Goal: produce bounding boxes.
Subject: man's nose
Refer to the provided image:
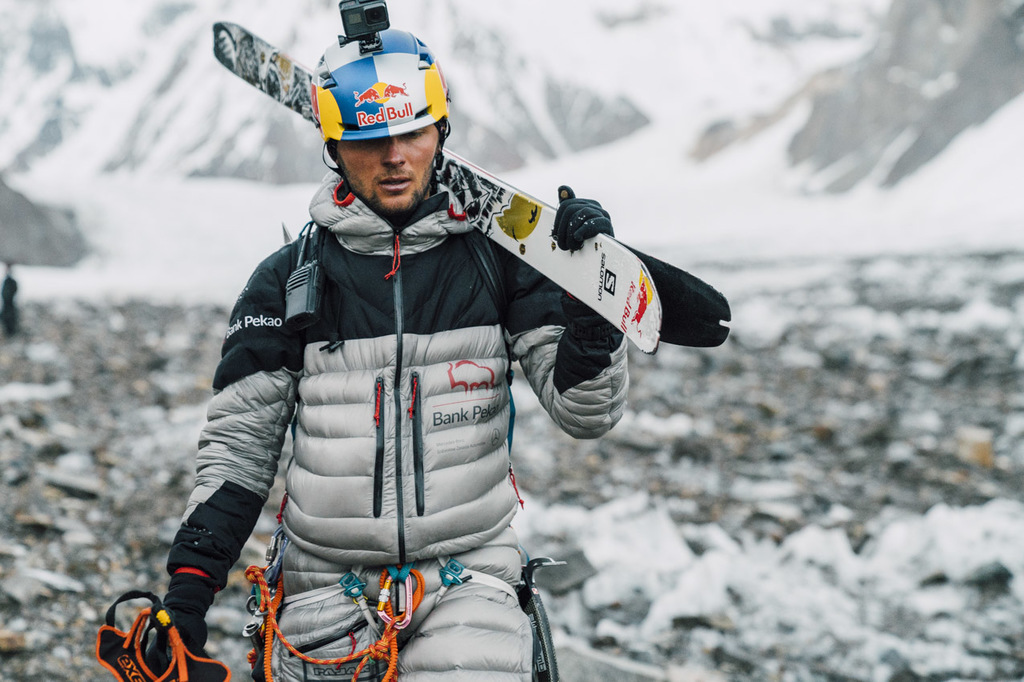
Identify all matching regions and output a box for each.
[381,138,405,165]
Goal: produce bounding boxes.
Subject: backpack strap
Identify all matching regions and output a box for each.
[462,229,518,454]
[463,229,507,325]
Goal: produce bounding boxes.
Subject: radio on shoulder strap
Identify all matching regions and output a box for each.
[285,221,327,330]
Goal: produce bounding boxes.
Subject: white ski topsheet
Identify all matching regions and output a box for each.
[442,151,662,353]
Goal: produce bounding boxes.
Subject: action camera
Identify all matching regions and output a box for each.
[339,0,390,46]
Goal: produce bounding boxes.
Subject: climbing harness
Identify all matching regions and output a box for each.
[241,541,566,682]
[96,590,231,682]
[244,561,424,682]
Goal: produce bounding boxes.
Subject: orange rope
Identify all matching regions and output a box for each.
[245,564,425,682]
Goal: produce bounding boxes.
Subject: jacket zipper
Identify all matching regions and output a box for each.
[409,372,425,516]
[392,260,407,563]
[294,620,370,655]
[373,377,384,518]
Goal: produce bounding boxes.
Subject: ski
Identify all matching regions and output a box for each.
[211,21,730,352]
[213,21,314,120]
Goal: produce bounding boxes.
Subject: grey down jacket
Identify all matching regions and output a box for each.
[166,174,629,596]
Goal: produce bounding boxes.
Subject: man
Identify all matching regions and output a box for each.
[1,263,18,337]
[159,28,628,681]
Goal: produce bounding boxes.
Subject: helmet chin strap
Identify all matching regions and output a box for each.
[431,118,451,194]
[323,140,341,173]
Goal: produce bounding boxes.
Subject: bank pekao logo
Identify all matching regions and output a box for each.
[225,314,284,340]
[447,360,496,393]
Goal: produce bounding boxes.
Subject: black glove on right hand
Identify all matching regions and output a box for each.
[552,185,614,252]
[145,571,217,671]
[163,571,216,651]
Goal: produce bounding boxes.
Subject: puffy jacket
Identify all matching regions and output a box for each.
[166,174,628,591]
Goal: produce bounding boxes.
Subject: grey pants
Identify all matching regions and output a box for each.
[270,554,532,680]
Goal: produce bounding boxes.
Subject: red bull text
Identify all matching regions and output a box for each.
[352,82,414,126]
[356,101,414,127]
[621,276,651,335]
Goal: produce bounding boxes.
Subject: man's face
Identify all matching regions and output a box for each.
[334,125,441,224]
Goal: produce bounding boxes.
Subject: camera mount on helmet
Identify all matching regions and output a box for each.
[339,0,390,54]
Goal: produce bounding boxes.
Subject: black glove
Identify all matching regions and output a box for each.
[145,572,217,670]
[561,292,621,341]
[552,185,614,252]
[553,292,624,394]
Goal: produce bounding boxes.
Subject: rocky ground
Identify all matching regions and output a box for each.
[0,250,1022,681]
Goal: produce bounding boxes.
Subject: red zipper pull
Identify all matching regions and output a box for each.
[408,376,418,420]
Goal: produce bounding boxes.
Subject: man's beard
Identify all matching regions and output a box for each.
[337,154,437,227]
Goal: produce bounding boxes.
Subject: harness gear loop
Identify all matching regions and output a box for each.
[340,571,381,637]
[434,557,474,604]
[244,563,424,682]
[438,558,468,587]
[339,571,367,599]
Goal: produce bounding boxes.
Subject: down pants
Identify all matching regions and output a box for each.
[270,529,532,681]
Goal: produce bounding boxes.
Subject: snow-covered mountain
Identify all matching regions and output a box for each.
[3,0,1024,302]
[1,0,885,182]
[787,0,1024,192]
[692,1,1024,195]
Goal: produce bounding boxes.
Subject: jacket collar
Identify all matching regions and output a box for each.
[308,173,472,256]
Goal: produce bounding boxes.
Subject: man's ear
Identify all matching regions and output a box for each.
[323,139,341,172]
[436,119,450,147]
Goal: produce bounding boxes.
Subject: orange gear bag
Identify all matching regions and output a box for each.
[96,590,231,682]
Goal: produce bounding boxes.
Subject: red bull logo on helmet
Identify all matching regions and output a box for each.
[353,82,409,106]
[353,81,414,126]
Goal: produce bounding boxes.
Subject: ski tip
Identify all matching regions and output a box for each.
[212,22,237,69]
[638,339,660,355]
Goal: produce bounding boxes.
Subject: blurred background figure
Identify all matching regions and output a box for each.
[1,262,18,337]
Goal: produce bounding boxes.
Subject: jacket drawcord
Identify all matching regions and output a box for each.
[509,465,525,509]
[385,233,401,280]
